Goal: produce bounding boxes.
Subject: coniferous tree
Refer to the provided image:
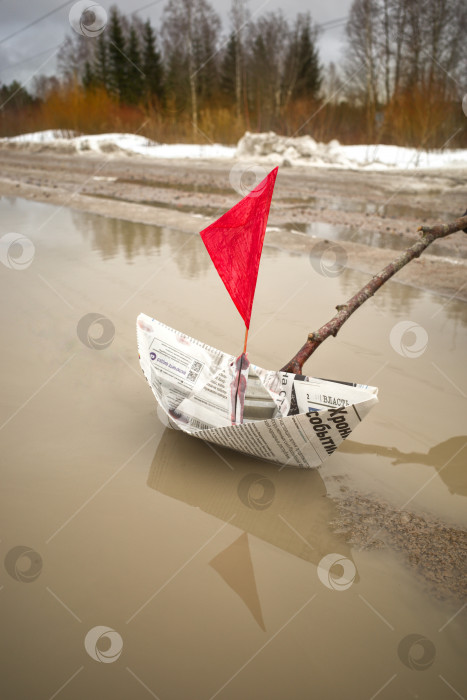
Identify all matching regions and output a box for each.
[125,26,144,103]
[293,15,321,99]
[220,33,237,100]
[0,81,35,109]
[93,34,109,89]
[283,14,321,107]
[142,19,164,103]
[107,7,127,100]
[82,61,96,90]
[163,48,189,116]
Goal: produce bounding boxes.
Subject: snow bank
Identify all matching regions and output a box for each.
[0,130,235,159]
[1,129,466,170]
[236,131,467,170]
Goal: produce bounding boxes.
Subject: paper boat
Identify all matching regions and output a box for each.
[137,314,378,469]
[137,166,378,467]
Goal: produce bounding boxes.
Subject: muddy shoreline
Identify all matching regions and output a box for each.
[1,148,466,301]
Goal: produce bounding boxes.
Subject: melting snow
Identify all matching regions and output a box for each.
[1,129,466,170]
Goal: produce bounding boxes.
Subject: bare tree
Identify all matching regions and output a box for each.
[162,0,221,136]
[320,62,344,103]
[230,0,250,120]
[344,0,381,138]
[389,0,407,95]
[31,75,60,100]
[342,0,466,147]
[57,34,94,84]
[387,0,465,98]
[246,11,290,128]
[380,0,391,103]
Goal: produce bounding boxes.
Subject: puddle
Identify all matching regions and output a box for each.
[284,220,466,258]
[287,220,416,252]
[303,194,455,222]
[0,196,465,700]
[85,190,218,219]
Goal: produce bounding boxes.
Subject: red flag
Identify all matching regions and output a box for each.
[200,167,278,329]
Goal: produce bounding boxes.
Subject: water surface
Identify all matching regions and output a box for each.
[0,197,465,700]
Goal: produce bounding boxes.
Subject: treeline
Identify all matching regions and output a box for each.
[343,0,467,145]
[58,1,321,135]
[0,0,466,147]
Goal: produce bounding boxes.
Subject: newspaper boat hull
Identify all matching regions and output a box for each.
[137,314,378,469]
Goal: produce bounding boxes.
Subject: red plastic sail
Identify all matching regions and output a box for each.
[200,167,278,329]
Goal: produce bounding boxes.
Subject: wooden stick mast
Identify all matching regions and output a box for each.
[243,326,249,355]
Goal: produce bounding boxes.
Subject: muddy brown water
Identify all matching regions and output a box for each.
[284,219,467,259]
[0,197,466,700]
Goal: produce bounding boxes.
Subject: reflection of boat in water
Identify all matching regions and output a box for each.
[148,429,360,628]
[147,429,357,569]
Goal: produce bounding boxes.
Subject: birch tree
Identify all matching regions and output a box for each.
[162,0,221,135]
[344,0,381,138]
[229,0,250,119]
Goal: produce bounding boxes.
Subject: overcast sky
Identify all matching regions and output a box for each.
[0,0,353,88]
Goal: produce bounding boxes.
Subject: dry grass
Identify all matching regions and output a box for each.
[1,83,465,148]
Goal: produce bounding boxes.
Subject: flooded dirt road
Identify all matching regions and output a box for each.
[1,148,466,301]
[0,196,466,700]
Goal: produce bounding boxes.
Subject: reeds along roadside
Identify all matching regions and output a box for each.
[1,82,466,148]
